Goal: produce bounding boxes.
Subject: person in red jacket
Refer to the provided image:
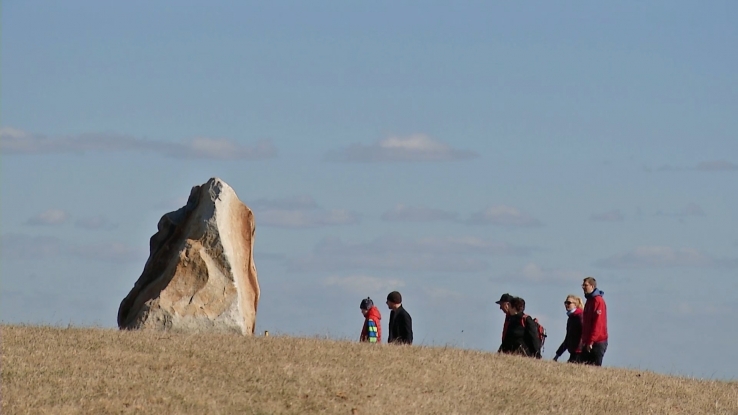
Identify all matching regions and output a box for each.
[580,277,608,366]
[359,297,382,343]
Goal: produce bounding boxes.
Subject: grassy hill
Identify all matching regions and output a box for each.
[2,325,736,414]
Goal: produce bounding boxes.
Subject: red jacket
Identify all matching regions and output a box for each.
[582,289,608,344]
[360,306,382,343]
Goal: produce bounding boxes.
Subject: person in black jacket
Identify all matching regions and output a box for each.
[386,291,413,344]
[499,297,541,357]
[495,293,515,352]
[554,295,584,363]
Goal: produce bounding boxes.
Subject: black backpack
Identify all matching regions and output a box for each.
[522,314,547,357]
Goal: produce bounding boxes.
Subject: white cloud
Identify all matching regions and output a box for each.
[590,210,625,222]
[654,160,738,172]
[0,234,64,259]
[325,134,479,162]
[511,263,586,283]
[170,137,277,160]
[289,251,487,273]
[313,235,532,257]
[25,209,70,226]
[250,196,319,211]
[409,236,533,256]
[68,242,146,263]
[286,235,531,273]
[258,209,359,228]
[323,275,405,294]
[695,160,738,172]
[682,203,705,216]
[595,246,717,269]
[673,301,736,316]
[466,205,541,227]
[155,196,190,210]
[655,203,706,218]
[0,233,145,263]
[250,196,359,228]
[75,216,117,230]
[381,204,458,222]
[655,164,682,172]
[0,127,277,160]
[422,286,463,300]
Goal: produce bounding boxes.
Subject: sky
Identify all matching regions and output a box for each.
[2,1,737,380]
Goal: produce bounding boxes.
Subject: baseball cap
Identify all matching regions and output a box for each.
[495,293,514,304]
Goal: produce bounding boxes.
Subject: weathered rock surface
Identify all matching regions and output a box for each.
[117,178,259,335]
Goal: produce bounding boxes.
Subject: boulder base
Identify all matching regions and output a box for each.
[117,178,259,335]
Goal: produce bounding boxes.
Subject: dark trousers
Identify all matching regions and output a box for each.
[568,352,582,363]
[581,341,608,366]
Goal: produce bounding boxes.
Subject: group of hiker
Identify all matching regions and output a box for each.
[495,276,609,366]
[358,277,608,366]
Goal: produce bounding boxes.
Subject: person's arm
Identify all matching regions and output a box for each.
[590,297,606,345]
[387,312,395,343]
[554,340,567,360]
[400,311,413,344]
[498,317,508,353]
[572,314,583,352]
[583,298,603,349]
[360,320,368,342]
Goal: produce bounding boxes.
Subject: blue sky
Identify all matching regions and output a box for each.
[2,1,737,379]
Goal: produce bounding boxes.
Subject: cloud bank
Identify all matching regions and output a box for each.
[322,275,406,294]
[250,196,319,211]
[466,205,541,227]
[258,210,360,228]
[250,196,360,228]
[594,246,737,269]
[286,235,532,273]
[325,134,478,162]
[0,233,145,263]
[590,210,625,222]
[25,209,70,226]
[506,263,586,283]
[0,127,277,160]
[655,203,705,218]
[74,216,118,230]
[654,160,738,172]
[381,204,458,222]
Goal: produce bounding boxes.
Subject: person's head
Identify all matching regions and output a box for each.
[386,291,402,310]
[495,293,514,314]
[360,297,374,316]
[564,294,584,311]
[508,297,525,315]
[582,277,597,295]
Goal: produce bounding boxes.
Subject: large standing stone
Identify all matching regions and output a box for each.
[117,178,259,335]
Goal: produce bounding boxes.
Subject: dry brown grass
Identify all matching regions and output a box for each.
[2,325,737,414]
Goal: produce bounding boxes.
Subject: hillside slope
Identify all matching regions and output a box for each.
[2,325,736,414]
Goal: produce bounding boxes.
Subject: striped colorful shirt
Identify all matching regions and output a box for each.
[360,306,382,343]
[366,319,378,343]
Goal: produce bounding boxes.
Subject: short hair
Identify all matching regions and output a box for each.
[583,277,597,288]
[510,297,525,313]
[387,291,402,304]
